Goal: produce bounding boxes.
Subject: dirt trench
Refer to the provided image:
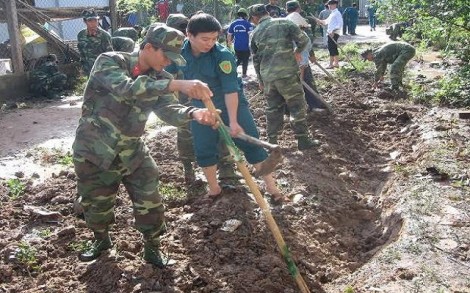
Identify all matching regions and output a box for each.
[0,66,427,292]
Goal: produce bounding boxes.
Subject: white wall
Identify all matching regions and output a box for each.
[35,0,109,8]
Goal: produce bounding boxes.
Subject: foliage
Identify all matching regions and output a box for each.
[6,178,26,199]
[377,0,470,57]
[117,0,154,14]
[72,75,88,96]
[16,242,40,272]
[435,65,470,107]
[38,228,52,238]
[68,240,92,252]
[159,183,186,201]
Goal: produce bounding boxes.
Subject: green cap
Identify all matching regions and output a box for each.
[248,4,267,18]
[237,8,248,16]
[81,9,100,20]
[286,0,300,10]
[144,24,186,66]
[166,14,189,33]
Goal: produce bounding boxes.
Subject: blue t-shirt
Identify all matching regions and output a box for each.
[227,19,253,51]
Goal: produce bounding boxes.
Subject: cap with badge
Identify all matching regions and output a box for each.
[286,0,300,10]
[248,4,268,18]
[144,24,186,66]
[81,9,100,21]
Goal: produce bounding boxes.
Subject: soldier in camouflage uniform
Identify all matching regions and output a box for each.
[249,4,318,150]
[113,27,140,42]
[361,41,416,91]
[30,54,67,99]
[77,9,113,76]
[111,36,135,52]
[73,24,218,267]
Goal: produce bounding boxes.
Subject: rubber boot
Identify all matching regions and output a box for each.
[297,137,320,150]
[143,241,168,269]
[183,160,195,185]
[79,232,112,262]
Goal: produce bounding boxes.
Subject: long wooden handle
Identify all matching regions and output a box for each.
[202,98,311,293]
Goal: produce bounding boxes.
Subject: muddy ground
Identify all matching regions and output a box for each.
[1,27,470,293]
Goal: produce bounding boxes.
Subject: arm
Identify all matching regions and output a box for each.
[92,54,213,101]
[224,92,243,136]
[290,23,309,53]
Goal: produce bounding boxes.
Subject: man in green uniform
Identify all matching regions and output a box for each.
[249,4,318,150]
[361,41,416,91]
[166,14,239,185]
[29,54,67,99]
[169,13,284,201]
[77,9,113,76]
[73,24,218,267]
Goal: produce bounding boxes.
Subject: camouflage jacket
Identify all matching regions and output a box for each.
[373,42,415,81]
[77,27,113,75]
[113,27,139,42]
[72,51,193,172]
[250,15,309,84]
[112,36,135,53]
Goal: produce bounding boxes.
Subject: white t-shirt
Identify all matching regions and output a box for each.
[285,12,310,28]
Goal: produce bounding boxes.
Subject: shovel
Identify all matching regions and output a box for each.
[223,125,283,177]
[203,98,311,293]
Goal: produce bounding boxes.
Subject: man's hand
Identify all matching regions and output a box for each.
[169,80,213,101]
[229,121,244,137]
[191,109,219,128]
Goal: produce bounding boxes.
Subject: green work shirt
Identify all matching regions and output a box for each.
[250,16,309,84]
[73,51,192,172]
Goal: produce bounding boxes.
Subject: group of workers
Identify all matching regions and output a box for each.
[35,2,417,269]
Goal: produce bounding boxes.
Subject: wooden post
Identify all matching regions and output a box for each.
[109,0,117,33]
[5,0,24,73]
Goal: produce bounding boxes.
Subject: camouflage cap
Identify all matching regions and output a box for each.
[144,24,186,66]
[248,4,268,18]
[82,9,100,20]
[166,14,189,33]
[286,0,300,10]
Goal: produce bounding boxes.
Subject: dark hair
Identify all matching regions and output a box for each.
[187,13,221,36]
[237,11,247,18]
[353,3,357,7]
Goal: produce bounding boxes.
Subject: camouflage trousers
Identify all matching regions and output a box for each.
[30,73,67,97]
[263,74,309,141]
[390,47,416,89]
[74,153,166,241]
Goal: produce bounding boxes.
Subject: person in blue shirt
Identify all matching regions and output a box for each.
[227,8,254,78]
[366,1,377,31]
[343,3,359,35]
[179,13,284,202]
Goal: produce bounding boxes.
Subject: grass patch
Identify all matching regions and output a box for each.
[159,183,186,201]
[16,242,40,273]
[38,227,52,239]
[68,240,92,252]
[34,147,73,166]
[6,178,26,199]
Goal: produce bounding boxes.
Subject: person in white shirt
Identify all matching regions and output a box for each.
[315,0,343,68]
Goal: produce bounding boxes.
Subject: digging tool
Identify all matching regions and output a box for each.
[313,60,356,96]
[223,125,283,177]
[300,79,333,113]
[203,99,311,293]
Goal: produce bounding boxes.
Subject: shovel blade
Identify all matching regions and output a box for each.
[254,148,283,177]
